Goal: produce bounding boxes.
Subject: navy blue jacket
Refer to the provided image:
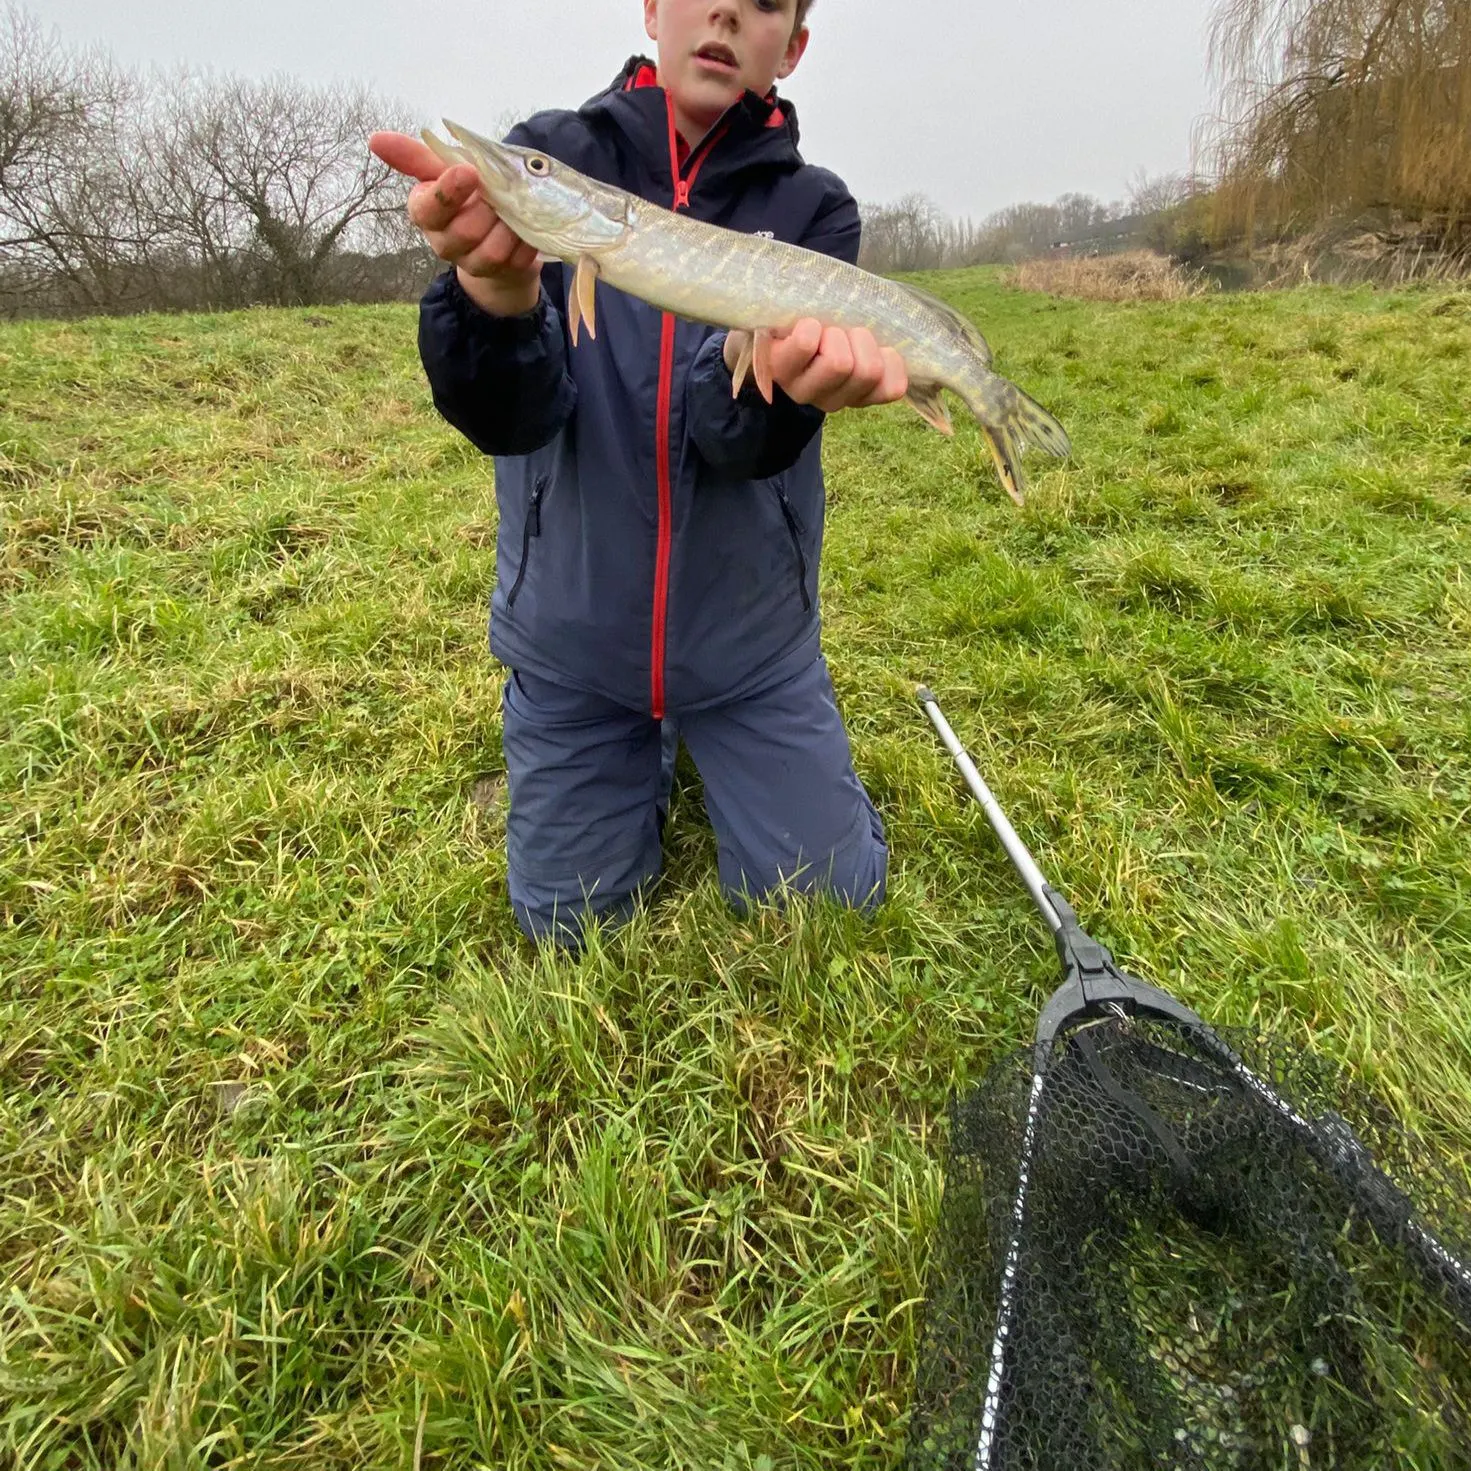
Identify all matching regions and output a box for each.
[418,58,861,717]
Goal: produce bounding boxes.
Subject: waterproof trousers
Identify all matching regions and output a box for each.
[500,654,887,945]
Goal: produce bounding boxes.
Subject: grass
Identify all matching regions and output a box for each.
[2,269,1470,1468]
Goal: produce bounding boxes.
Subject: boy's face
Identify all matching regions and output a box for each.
[644,0,809,139]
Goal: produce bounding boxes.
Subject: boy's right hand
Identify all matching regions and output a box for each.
[369,131,542,316]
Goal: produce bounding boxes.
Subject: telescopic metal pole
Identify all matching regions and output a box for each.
[916,687,1061,935]
[915,685,1060,1470]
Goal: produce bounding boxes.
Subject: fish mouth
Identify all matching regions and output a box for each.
[442,119,517,193]
[693,41,739,72]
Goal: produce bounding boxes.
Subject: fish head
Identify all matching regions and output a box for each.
[424,121,629,261]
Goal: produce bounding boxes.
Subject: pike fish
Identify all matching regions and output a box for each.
[422,119,1071,505]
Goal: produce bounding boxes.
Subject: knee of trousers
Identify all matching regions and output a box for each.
[720,797,888,915]
[506,837,659,948]
[509,886,641,949]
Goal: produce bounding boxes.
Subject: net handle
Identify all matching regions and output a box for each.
[916,687,1060,934]
[917,686,1207,1045]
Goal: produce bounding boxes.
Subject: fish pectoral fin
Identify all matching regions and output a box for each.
[568,255,600,346]
[905,382,954,436]
[729,331,754,398]
[752,328,775,405]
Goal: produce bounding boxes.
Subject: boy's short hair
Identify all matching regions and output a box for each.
[795,0,814,26]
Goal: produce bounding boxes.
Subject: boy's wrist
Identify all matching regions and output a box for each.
[455,266,541,318]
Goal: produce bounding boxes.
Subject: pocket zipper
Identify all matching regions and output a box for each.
[506,476,548,610]
[774,485,813,613]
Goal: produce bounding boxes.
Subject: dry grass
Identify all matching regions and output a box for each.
[1002,250,1216,303]
[1239,216,1471,288]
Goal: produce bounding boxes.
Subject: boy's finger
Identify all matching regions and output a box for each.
[871,347,909,404]
[843,327,885,394]
[790,328,854,401]
[817,325,856,383]
[435,205,508,263]
[408,168,484,232]
[781,355,844,407]
[369,131,450,183]
[831,355,906,410]
[458,219,537,275]
[833,348,907,410]
[767,318,823,380]
[509,240,541,273]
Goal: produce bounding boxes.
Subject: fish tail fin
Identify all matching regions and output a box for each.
[1007,381,1072,461]
[958,377,1071,507]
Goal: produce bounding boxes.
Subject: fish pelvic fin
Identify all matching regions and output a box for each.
[730,329,775,402]
[568,255,599,346]
[905,381,954,436]
[980,425,1027,507]
[959,377,1071,507]
[729,331,754,398]
[752,328,775,405]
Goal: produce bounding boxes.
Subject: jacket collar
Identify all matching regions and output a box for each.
[577,54,804,190]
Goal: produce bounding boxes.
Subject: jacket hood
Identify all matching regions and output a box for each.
[576,54,805,192]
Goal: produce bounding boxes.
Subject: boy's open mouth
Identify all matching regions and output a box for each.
[693,42,739,74]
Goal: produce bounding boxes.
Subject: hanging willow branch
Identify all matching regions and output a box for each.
[1199,0,1470,244]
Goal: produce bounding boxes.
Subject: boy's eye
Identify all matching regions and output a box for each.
[753,0,785,11]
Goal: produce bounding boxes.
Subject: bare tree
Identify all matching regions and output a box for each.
[1127,169,1196,216]
[857,188,1123,272]
[858,192,947,272]
[155,71,417,307]
[980,200,1064,259]
[1054,191,1112,238]
[2,4,429,315]
[0,4,156,313]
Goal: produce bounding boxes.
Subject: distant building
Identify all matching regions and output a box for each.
[1049,213,1155,256]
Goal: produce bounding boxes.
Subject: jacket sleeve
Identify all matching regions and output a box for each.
[684,185,863,480]
[416,118,577,457]
[418,266,577,456]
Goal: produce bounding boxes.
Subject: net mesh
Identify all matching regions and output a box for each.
[907,1015,1471,1471]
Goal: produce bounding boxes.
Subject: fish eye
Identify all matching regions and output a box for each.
[525,155,550,176]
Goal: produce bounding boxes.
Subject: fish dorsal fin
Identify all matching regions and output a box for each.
[898,282,993,368]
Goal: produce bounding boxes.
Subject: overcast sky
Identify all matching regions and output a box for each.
[38,0,1222,220]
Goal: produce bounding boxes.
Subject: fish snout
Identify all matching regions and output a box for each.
[442,121,519,192]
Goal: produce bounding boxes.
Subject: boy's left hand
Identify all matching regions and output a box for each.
[727,321,908,412]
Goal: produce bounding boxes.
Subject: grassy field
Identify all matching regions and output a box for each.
[2,269,1469,1469]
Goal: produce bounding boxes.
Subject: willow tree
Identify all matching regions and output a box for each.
[1203,0,1470,244]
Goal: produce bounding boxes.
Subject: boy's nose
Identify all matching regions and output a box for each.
[707,0,740,30]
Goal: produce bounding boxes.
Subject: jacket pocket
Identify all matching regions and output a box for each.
[772,482,813,613]
[505,475,549,611]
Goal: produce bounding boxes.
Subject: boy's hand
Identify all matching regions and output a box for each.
[368,131,541,316]
[725,321,908,412]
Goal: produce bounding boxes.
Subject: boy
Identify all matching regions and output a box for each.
[370,0,909,944]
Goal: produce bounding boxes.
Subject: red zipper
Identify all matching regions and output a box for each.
[650,99,727,720]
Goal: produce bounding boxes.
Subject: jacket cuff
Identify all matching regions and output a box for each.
[419,268,576,456]
[685,331,824,479]
[440,267,553,345]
